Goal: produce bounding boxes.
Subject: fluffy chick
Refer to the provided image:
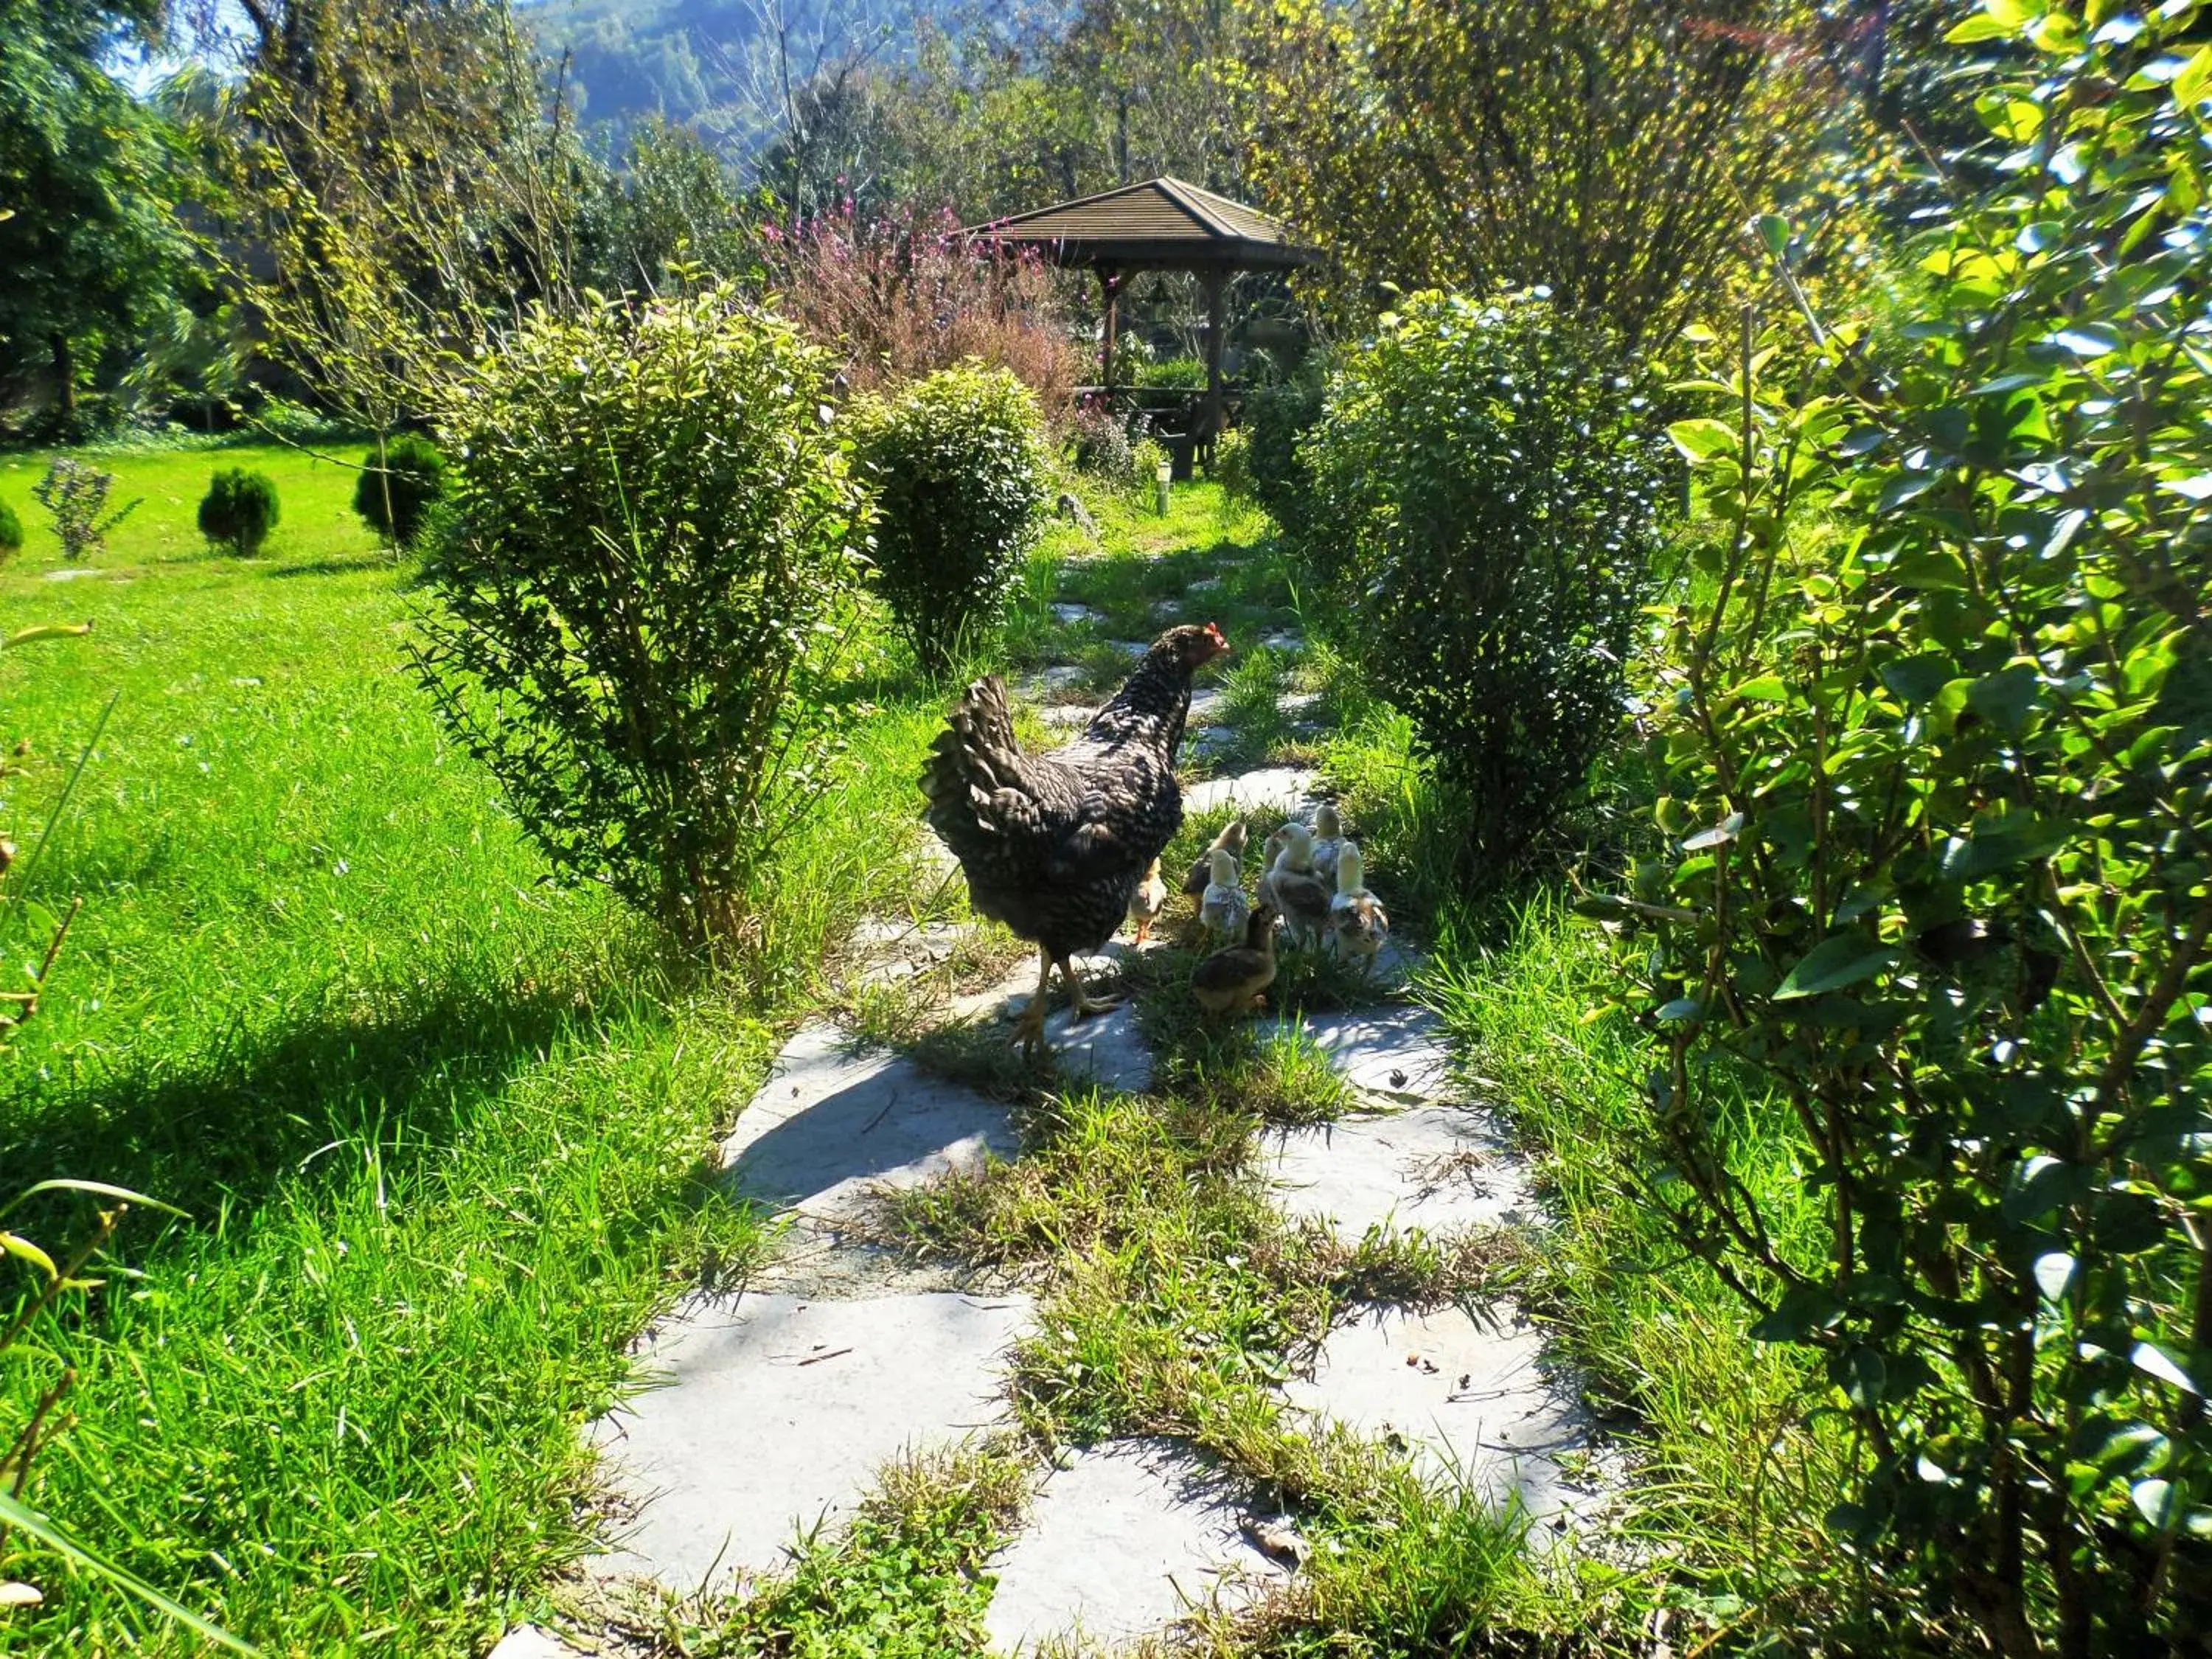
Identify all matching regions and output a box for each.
[1328,841,1390,974]
[1310,802,1346,886]
[1183,819,1248,908]
[1198,846,1251,947]
[1192,902,1279,1016]
[1127,857,1169,945]
[1266,822,1334,950]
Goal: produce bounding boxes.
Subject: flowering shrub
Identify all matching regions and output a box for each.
[762,204,1077,421]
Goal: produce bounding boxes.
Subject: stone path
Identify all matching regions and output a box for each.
[512,598,1607,1656]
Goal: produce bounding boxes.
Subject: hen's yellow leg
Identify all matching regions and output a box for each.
[1057,955,1121,1023]
[1015,945,1052,1059]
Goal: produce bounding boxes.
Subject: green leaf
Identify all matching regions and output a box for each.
[2175,44,2212,109]
[0,1492,259,1655]
[2032,1251,2076,1301]
[1666,417,1737,462]
[1756,214,1792,260]
[1775,936,1898,1001]
[0,1180,189,1221]
[2132,1478,2177,1529]
[2132,1342,2201,1397]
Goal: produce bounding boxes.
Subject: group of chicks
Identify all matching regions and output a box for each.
[1127,803,1391,1018]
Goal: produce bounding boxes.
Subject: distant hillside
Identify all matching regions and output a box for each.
[523,0,958,150]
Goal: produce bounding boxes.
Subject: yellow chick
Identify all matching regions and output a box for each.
[1127,857,1169,945]
[1328,841,1390,974]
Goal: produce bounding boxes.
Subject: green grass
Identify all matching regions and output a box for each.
[0,442,959,1655]
[0,442,1847,1658]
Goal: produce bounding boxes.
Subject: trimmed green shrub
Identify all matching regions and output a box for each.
[1301,288,1670,869]
[352,432,446,546]
[411,288,874,947]
[196,467,280,557]
[1240,373,1324,540]
[1596,7,2212,1648]
[853,363,1049,675]
[1135,354,1208,389]
[0,498,21,560]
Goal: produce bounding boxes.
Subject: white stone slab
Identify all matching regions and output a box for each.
[955,950,1154,1093]
[985,1439,1282,1654]
[1291,1004,1456,1103]
[1186,726,1242,761]
[1040,703,1099,728]
[487,1627,578,1659]
[1277,691,1320,716]
[1109,639,1152,658]
[1187,686,1228,723]
[592,1290,1031,1593]
[1051,602,1099,625]
[721,1023,1020,1222]
[1258,630,1304,654]
[1180,767,1320,818]
[1020,664,1091,699]
[1261,1106,1537,1237]
[844,918,970,987]
[1283,1305,1599,1528]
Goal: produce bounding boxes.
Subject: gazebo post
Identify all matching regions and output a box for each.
[1099,265,1124,394]
[1202,267,1228,449]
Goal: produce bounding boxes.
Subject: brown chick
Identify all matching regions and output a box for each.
[1265,822,1334,950]
[1192,902,1279,1016]
[1127,857,1169,945]
[1182,819,1248,905]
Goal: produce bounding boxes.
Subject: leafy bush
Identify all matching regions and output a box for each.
[1068,395,1135,482]
[852,363,1048,675]
[1301,289,1670,869]
[1135,354,1208,389]
[1208,428,1252,499]
[1240,374,1323,540]
[0,499,21,560]
[766,204,1077,421]
[1595,7,2212,1647]
[29,458,136,563]
[196,467,280,557]
[411,288,874,947]
[352,432,446,546]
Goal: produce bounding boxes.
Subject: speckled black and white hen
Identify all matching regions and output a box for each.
[922,622,1231,1054]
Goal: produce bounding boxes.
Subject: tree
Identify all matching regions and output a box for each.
[1233,0,1834,344]
[220,0,581,436]
[577,115,762,294]
[0,0,199,430]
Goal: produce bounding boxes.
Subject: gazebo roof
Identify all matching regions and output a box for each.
[964,177,1319,272]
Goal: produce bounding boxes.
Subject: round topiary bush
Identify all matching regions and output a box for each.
[853,363,1050,675]
[1302,288,1672,871]
[197,467,281,557]
[353,432,447,546]
[0,498,21,561]
[411,287,873,947]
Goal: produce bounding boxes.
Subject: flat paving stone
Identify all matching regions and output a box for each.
[844,917,970,988]
[1181,766,1320,818]
[1261,1105,1537,1237]
[487,1627,580,1659]
[1186,725,1242,761]
[1020,664,1091,699]
[1282,1304,1601,1528]
[1040,703,1099,728]
[1277,690,1321,716]
[984,1439,1282,1654]
[1051,602,1099,625]
[721,1023,1020,1222]
[954,950,1155,1093]
[1289,1004,1456,1103]
[592,1291,1031,1594]
[1258,630,1305,654]
[1188,686,1228,723]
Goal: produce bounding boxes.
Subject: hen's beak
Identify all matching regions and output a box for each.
[1204,622,1231,658]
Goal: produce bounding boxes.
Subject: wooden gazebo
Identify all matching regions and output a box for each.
[964,178,1319,451]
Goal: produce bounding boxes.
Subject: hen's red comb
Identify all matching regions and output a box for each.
[1204,621,1228,650]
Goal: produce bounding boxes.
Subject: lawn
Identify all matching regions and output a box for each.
[2,444,1818,1655]
[0,441,950,1655]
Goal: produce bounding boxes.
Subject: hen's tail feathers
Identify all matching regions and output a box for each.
[923,675,1041,858]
